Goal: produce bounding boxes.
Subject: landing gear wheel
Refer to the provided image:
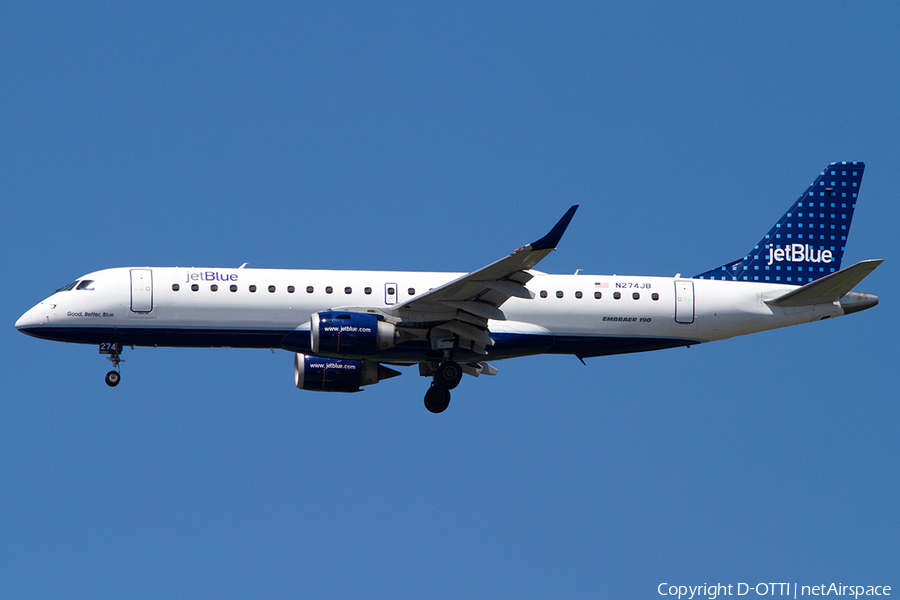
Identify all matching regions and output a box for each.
[424,385,451,414]
[102,344,124,387]
[433,361,462,390]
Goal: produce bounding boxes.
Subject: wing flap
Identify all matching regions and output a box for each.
[476,279,535,299]
[460,362,498,377]
[440,300,507,321]
[444,320,495,348]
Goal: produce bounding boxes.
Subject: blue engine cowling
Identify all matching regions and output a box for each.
[310,311,397,357]
[294,353,400,392]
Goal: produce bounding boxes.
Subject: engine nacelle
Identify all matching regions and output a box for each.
[310,311,397,357]
[294,353,400,393]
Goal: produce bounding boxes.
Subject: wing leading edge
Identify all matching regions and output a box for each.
[388,205,578,352]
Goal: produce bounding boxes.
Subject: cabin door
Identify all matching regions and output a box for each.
[130,269,153,313]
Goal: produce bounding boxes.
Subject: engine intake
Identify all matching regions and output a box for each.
[311,311,397,357]
[294,353,400,392]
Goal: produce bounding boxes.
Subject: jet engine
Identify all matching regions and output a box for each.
[294,353,400,392]
[310,311,398,357]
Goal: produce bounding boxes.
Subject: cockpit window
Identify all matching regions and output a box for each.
[76,280,95,290]
[56,281,79,292]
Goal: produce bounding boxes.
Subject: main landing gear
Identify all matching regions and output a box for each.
[100,342,123,387]
[424,360,462,414]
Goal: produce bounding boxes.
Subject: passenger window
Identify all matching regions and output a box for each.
[230,285,238,292]
[268,285,276,293]
[326,286,333,294]
[191,284,199,292]
[364,287,372,295]
[249,285,257,293]
[632,292,639,300]
[76,280,95,290]
[211,284,218,292]
[651,293,659,301]
[613,292,621,299]
[172,284,180,292]
[556,291,564,298]
[540,291,548,298]
[345,287,352,294]
[387,287,395,295]
[287,286,295,293]
[575,291,583,299]
[594,291,602,299]
[306,286,314,293]
[408,288,415,295]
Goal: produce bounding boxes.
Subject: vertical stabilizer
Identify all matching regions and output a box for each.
[695,162,865,283]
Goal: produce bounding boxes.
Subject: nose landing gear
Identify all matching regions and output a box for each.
[105,370,121,387]
[423,359,462,413]
[100,342,123,387]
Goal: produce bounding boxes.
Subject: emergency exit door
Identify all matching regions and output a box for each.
[385,282,398,305]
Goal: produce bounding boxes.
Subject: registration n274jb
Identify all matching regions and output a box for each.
[17,162,882,413]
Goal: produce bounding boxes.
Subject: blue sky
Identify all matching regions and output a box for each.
[2,2,897,598]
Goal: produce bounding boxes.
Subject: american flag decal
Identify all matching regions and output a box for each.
[595,282,608,288]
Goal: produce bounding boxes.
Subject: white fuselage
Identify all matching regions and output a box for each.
[16,266,845,362]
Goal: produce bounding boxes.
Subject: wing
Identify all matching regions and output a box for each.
[388,205,578,353]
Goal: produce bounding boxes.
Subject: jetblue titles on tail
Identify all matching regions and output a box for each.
[16,162,882,413]
[695,162,864,283]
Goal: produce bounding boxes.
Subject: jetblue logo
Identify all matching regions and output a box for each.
[185,271,238,283]
[766,244,833,266]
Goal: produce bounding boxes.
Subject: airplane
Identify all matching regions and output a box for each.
[16,162,882,413]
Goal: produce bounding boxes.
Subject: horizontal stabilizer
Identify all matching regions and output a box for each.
[766,259,883,307]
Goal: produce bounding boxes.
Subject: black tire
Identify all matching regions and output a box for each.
[424,385,451,413]
[105,371,121,387]
[434,361,462,390]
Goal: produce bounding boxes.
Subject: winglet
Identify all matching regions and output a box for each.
[529,205,579,251]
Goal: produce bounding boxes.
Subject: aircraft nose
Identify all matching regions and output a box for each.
[15,303,45,333]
